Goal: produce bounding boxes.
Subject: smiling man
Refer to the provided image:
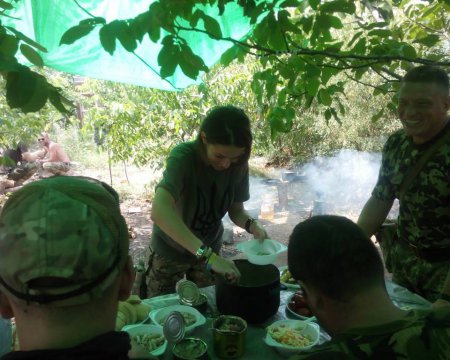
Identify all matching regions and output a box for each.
[358,66,450,305]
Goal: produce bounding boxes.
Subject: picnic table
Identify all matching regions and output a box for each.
[143,279,431,359]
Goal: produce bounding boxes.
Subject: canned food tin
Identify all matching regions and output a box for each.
[163,311,185,344]
[177,279,201,305]
[180,293,208,314]
[172,337,208,360]
[212,315,247,358]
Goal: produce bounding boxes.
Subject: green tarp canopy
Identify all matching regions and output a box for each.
[4,0,254,90]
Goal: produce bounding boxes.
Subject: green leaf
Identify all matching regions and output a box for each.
[129,12,151,42]
[329,15,343,29]
[305,64,320,78]
[48,87,72,115]
[220,45,245,66]
[321,67,337,85]
[320,0,356,14]
[6,70,49,112]
[117,21,137,52]
[79,17,106,26]
[6,69,33,108]
[371,109,384,123]
[60,24,95,45]
[413,34,440,47]
[302,16,313,33]
[5,26,47,52]
[0,1,13,10]
[202,14,222,39]
[368,29,392,37]
[0,33,19,57]
[280,0,301,7]
[347,31,363,48]
[318,88,332,106]
[269,106,293,133]
[352,37,366,54]
[190,9,202,27]
[0,58,20,72]
[178,44,208,79]
[158,43,179,78]
[363,21,388,30]
[306,77,320,96]
[266,11,286,50]
[20,43,44,67]
[308,0,320,10]
[99,22,120,55]
[400,44,417,58]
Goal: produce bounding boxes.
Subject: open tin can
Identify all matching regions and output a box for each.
[164,311,209,360]
[212,315,247,358]
[177,279,208,314]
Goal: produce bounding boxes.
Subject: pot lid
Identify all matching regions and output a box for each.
[163,311,185,344]
[176,279,200,305]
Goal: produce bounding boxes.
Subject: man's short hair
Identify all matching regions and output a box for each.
[0,176,129,307]
[402,66,449,93]
[288,215,385,301]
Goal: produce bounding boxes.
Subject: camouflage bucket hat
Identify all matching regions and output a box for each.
[0,176,129,306]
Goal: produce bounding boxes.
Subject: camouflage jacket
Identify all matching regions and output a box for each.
[290,308,450,360]
[372,124,450,248]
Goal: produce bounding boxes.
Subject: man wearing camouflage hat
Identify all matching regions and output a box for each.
[0,176,147,359]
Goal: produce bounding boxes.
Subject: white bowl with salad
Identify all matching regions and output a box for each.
[236,239,287,265]
[123,324,167,357]
[264,319,320,355]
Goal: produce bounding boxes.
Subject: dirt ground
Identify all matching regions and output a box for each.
[0,162,365,271]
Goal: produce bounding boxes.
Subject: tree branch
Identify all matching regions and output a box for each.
[345,72,396,93]
[174,24,450,67]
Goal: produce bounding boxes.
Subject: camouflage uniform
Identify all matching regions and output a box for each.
[42,161,71,175]
[290,308,450,360]
[144,141,249,298]
[6,162,40,184]
[372,124,450,301]
[145,246,215,297]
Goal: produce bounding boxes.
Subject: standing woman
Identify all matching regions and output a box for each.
[145,105,268,297]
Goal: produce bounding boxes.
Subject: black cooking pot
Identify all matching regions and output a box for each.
[215,259,280,324]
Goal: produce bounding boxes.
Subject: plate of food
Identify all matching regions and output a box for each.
[149,305,206,333]
[279,266,300,289]
[122,324,167,357]
[264,319,320,356]
[286,291,315,321]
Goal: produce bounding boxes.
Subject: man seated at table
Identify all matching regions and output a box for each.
[287,215,450,359]
[0,176,151,359]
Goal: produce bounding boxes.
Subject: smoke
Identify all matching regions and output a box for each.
[299,149,398,218]
[226,149,398,227]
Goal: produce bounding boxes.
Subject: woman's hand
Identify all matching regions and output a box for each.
[209,255,241,283]
[250,220,268,242]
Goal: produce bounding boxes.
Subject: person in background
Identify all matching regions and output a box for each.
[35,132,71,175]
[0,143,40,191]
[0,176,151,359]
[145,105,268,297]
[357,65,450,305]
[287,215,450,359]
